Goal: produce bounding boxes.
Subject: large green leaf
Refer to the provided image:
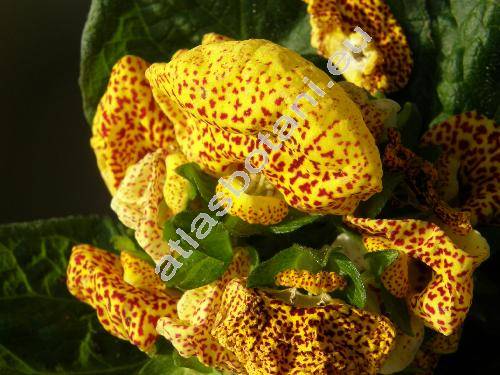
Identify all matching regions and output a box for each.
[80,0,314,124]
[387,0,500,124]
[0,216,148,374]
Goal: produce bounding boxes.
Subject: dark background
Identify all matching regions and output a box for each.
[0,0,111,224]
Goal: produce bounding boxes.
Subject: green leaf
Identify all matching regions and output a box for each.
[324,250,366,308]
[80,0,314,124]
[163,211,233,290]
[223,209,323,237]
[364,250,400,279]
[268,210,323,234]
[111,234,156,267]
[223,215,268,237]
[175,163,217,204]
[0,216,149,374]
[138,352,221,375]
[247,244,365,307]
[0,216,229,374]
[387,0,500,124]
[172,351,221,374]
[247,244,322,288]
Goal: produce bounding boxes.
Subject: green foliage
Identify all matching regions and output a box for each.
[163,211,233,290]
[0,216,148,374]
[223,209,322,237]
[387,0,500,124]
[323,249,366,308]
[247,244,366,308]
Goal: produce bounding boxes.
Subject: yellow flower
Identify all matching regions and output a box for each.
[303,0,413,93]
[421,111,500,225]
[110,149,172,261]
[211,278,396,375]
[338,81,400,141]
[345,216,489,335]
[66,245,180,353]
[146,39,383,221]
[156,248,253,374]
[90,55,178,195]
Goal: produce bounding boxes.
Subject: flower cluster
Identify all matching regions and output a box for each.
[66,2,498,374]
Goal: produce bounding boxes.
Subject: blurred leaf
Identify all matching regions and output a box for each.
[380,285,414,336]
[172,351,222,374]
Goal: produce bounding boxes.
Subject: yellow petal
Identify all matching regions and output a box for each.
[111,149,171,261]
[421,111,500,225]
[156,248,253,374]
[146,39,382,215]
[201,32,234,44]
[211,278,396,375]
[215,172,289,225]
[346,216,486,335]
[384,128,472,235]
[163,152,194,214]
[120,251,164,291]
[66,245,179,353]
[91,55,178,194]
[303,0,413,93]
[338,81,400,141]
[381,252,409,298]
[275,269,347,294]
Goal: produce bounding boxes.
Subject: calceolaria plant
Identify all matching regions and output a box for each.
[1,0,498,374]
